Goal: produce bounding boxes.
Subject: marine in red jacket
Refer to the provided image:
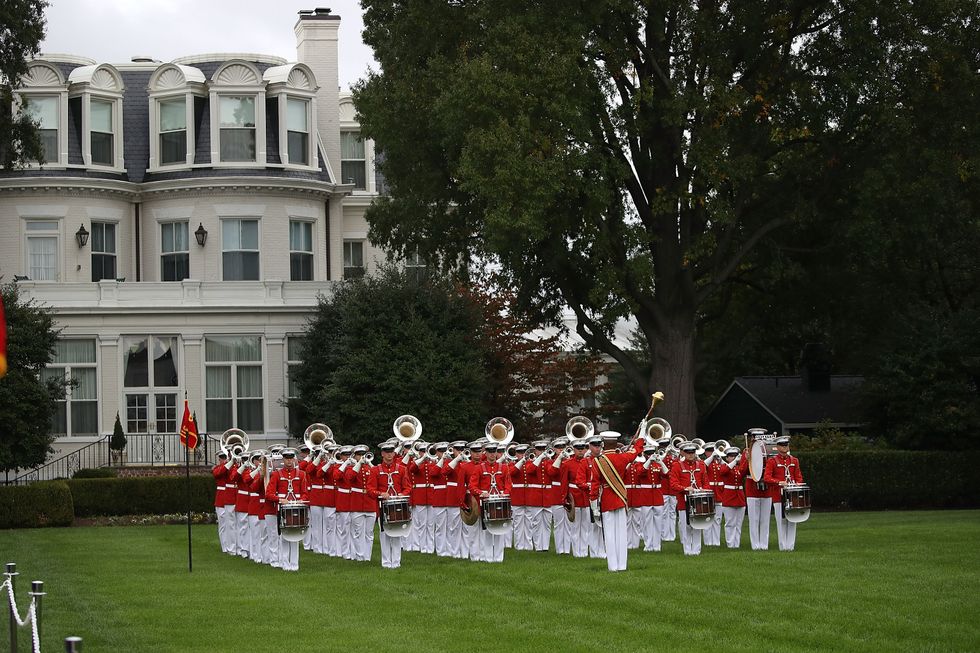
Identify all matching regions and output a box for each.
[668,444,708,512]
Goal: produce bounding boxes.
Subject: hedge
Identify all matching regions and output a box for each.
[72,467,118,479]
[0,481,74,529]
[69,476,216,518]
[797,451,980,510]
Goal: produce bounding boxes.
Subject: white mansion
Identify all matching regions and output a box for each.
[0,9,404,465]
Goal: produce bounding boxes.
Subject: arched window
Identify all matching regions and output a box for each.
[209,61,266,165]
[263,63,318,169]
[147,64,205,170]
[68,64,125,170]
[17,62,69,167]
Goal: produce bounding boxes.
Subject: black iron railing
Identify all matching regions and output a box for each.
[8,436,110,485]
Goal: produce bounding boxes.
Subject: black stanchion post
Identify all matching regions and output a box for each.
[30,581,44,645]
[5,562,17,652]
[65,636,83,652]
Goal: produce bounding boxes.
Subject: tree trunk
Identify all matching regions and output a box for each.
[644,311,698,437]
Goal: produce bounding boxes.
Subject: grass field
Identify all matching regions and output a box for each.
[1,511,979,652]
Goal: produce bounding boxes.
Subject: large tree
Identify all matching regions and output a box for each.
[0,0,48,169]
[354,0,974,433]
[0,281,66,479]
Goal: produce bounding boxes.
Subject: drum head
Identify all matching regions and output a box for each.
[749,440,766,481]
[461,494,480,526]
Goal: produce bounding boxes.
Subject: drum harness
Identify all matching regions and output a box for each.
[482,463,502,531]
[379,466,397,532]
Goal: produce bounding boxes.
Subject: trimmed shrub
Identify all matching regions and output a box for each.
[800,451,980,510]
[68,476,216,517]
[72,467,117,479]
[0,481,74,528]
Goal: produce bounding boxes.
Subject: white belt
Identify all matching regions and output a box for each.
[415,483,431,488]
[432,484,446,489]
[337,488,351,494]
[512,483,526,488]
[325,485,335,490]
[724,485,740,490]
[237,490,248,495]
[351,488,366,494]
[447,482,458,487]
[551,482,561,486]
[528,484,545,489]
[248,492,258,497]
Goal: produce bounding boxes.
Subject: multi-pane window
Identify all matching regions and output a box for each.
[222,219,259,280]
[286,98,309,165]
[161,222,189,281]
[123,336,179,433]
[205,336,263,433]
[286,336,305,436]
[289,221,313,281]
[219,96,256,162]
[341,131,366,190]
[90,99,114,166]
[159,97,186,166]
[25,96,58,163]
[91,222,116,281]
[25,221,58,281]
[343,240,365,280]
[43,339,98,436]
[406,246,427,282]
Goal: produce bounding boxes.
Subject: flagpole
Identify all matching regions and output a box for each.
[184,394,193,573]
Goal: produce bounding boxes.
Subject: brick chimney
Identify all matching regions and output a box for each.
[295,8,341,182]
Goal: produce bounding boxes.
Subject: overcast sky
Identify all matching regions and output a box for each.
[39,0,377,90]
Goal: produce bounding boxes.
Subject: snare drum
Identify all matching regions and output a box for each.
[278,501,310,542]
[381,496,412,525]
[686,490,715,530]
[782,483,811,523]
[481,495,513,535]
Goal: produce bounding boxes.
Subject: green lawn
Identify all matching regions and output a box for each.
[1,511,979,652]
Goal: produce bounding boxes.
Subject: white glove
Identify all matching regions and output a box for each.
[534,452,547,466]
[237,462,248,474]
[353,459,363,473]
[340,458,352,471]
[515,458,526,470]
[552,456,563,470]
[589,499,599,515]
[643,456,654,469]
[401,452,412,465]
[224,459,233,470]
[448,453,463,470]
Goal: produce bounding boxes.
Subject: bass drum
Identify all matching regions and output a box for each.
[748,439,767,482]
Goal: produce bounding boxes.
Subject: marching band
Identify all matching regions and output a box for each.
[211,395,811,572]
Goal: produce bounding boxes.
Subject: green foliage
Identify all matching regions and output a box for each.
[72,467,117,479]
[109,412,127,451]
[0,0,48,169]
[68,476,216,517]
[289,266,488,443]
[789,421,882,452]
[0,480,73,528]
[0,281,66,473]
[803,451,980,510]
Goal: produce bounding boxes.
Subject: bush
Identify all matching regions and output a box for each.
[68,476,216,517]
[802,451,980,510]
[0,481,74,528]
[72,467,117,479]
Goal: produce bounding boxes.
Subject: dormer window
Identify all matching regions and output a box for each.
[147,63,204,171]
[286,98,309,165]
[219,96,256,162]
[263,63,317,169]
[24,96,58,163]
[159,98,186,165]
[341,131,366,190]
[67,64,125,170]
[90,99,114,166]
[17,62,69,167]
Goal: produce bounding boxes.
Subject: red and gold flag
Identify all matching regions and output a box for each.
[179,399,199,450]
[0,296,7,378]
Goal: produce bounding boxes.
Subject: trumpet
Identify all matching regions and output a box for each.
[363,452,374,464]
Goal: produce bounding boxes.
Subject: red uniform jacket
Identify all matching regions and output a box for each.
[367,461,412,504]
[247,471,265,517]
[669,458,708,511]
[580,439,643,512]
[469,462,513,497]
[428,459,449,508]
[563,456,589,507]
[264,467,310,505]
[409,459,437,506]
[328,463,347,510]
[763,454,804,489]
[344,462,376,512]
[212,463,231,507]
[445,462,465,508]
[234,468,252,513]
[719,460,747,508]
[509,461,533,507]
[704,458,726,501]
[527,458,549,507]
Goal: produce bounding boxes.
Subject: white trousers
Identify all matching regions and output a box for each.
[248,515,263,563]
[677,510,703,556]
[236,510,249,558]
[602,508,629,572]
[641,505,664,552]
[478,526,505,563]
[746,497,772,550]
[446,508,463,558]
[464,520,482,561]
[432,506,450,556]
[531,506,551,551]
[350,512,375,561]
[336,511,352,559]
[661,495,677,541]
[723,505,746,548]
[571,507,590,557]
[309,506,324,553]
[380,531,403,568]
[552,505,572,554]
[215,506,232,553]
[627,508,642,549]
[588,512,606,559]
[264,516,278,567]
[703,503,723,546]
[414,505,432,553]
[302,508,312,550]
[322,507,337,556]
[773,502,798,551]
[512,506,532,550]
[279,538,299,571]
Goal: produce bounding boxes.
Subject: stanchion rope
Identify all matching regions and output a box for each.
[2,577,41,653]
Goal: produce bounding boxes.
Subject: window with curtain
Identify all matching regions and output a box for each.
[286,98,309,165]
[123,336,179,433]
[161,222,189,281]
[222,219,260,280]
[205,336,263,433]
[159,97,186,166]
[46,339,98,436]
[90,99,114,166]
[343,240,365,279]
[25,221,58,281]
[341,131,366,190]
[25,96,58,163]
[289,221,313,281]
[91,222,116,281]
[219,96,256,162]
